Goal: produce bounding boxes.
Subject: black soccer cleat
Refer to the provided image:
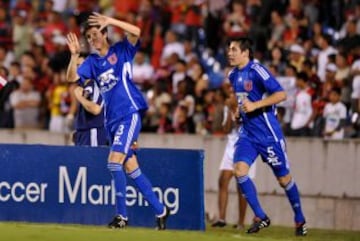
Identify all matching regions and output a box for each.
[295,221,308,236]
[156,206,170,230]
[211,220,227,227]
[108,215,128,229]
[247,216,271,234]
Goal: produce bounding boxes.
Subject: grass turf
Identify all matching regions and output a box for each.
[1,222,360,241]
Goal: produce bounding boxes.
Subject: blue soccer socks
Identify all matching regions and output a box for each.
[284,179,306,223]
[128,168,165,216]
[237,175,267,219]
[107,162,127,219]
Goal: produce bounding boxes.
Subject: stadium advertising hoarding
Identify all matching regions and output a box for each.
[0,144,205,230]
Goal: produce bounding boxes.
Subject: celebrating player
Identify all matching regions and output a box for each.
[66,12,169,229]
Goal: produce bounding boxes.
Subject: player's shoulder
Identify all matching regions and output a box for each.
[250,62,271,80]
[227,67,237,79]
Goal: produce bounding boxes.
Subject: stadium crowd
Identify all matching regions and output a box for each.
[0,0,360,139]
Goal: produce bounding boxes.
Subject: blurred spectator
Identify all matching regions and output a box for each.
[337,19,360,55]
[0,46,15,69]
[0,8,12,50]
[223,0,250,38]
[9,77,40,129]
[267,10,286,49]
[173,102,191,134]
[157,102,173,134]
[12,10,33,60]
[350,55,360,114]
[334,52,351,109]
[302,59,321,99]
[46,70,71,133]
[323,87,347,140]
[277,64,297,130]
[161,30,185,65]
[289,72,313,136]
[133,50,154,91]
[0,63,20,128]
[288,44,305,72]
[184,0,204,46]
[189,61,209,99]
[322,63,338,100]
[316,34,338,82]
[150,24,164,69]
[266,46,287,75]
[211,88,227,135]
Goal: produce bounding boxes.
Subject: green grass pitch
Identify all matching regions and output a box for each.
[1,222,359,241]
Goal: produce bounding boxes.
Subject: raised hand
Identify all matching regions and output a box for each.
[66,32,81,55]
[88,12,110,32]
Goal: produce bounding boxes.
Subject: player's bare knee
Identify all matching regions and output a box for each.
[233,162,249,177]
[108,151,126,164]
[124,155,139,173]
[278,174,292,188]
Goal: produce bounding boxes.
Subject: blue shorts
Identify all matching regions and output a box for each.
[74,127,108,146]
[106,112,141,159]
[234,136,290,177]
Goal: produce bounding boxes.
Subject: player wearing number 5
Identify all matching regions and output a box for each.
[226,37,307,236]
[66,12,169,229]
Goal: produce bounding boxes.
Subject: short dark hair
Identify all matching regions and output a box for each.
[227,37,254,60]
[296,71,308,82]
[331,87,341,96]
[81,21,107,37]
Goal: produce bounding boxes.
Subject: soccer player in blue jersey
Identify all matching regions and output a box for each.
[65,12,169,229]
[226,37,307,236]
[72,78,107,146]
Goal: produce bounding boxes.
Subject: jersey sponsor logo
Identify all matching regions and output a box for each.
[98,68,118,92]
[107,53,118,65]
[244,79,253,91]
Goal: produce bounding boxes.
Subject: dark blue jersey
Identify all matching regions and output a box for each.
[74,79,105,131]
[228,61,284,143]
[77,37,148,127]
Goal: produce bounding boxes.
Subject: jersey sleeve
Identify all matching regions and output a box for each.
[114,36,140,60]
[251,63,284,94]
[77,57,93,85]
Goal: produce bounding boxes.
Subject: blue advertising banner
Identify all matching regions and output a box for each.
[0,144,205,230]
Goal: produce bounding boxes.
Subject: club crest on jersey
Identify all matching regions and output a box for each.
[244,80,253,91]
[107,53,118,65]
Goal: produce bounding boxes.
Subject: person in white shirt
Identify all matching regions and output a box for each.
[323,87,347,140]
[290,72,313,136]
[132,51,154,90]
[350,57,360,113]
[316,34,338,82]
[161,30,185,65]
[9,77,41,129]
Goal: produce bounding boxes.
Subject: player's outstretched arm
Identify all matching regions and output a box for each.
[88,12,141,45]
[66,32,81,82]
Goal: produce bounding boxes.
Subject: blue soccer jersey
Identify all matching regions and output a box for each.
[77,37,148,127]
[228,61,284,143]
[74,79,104,131]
